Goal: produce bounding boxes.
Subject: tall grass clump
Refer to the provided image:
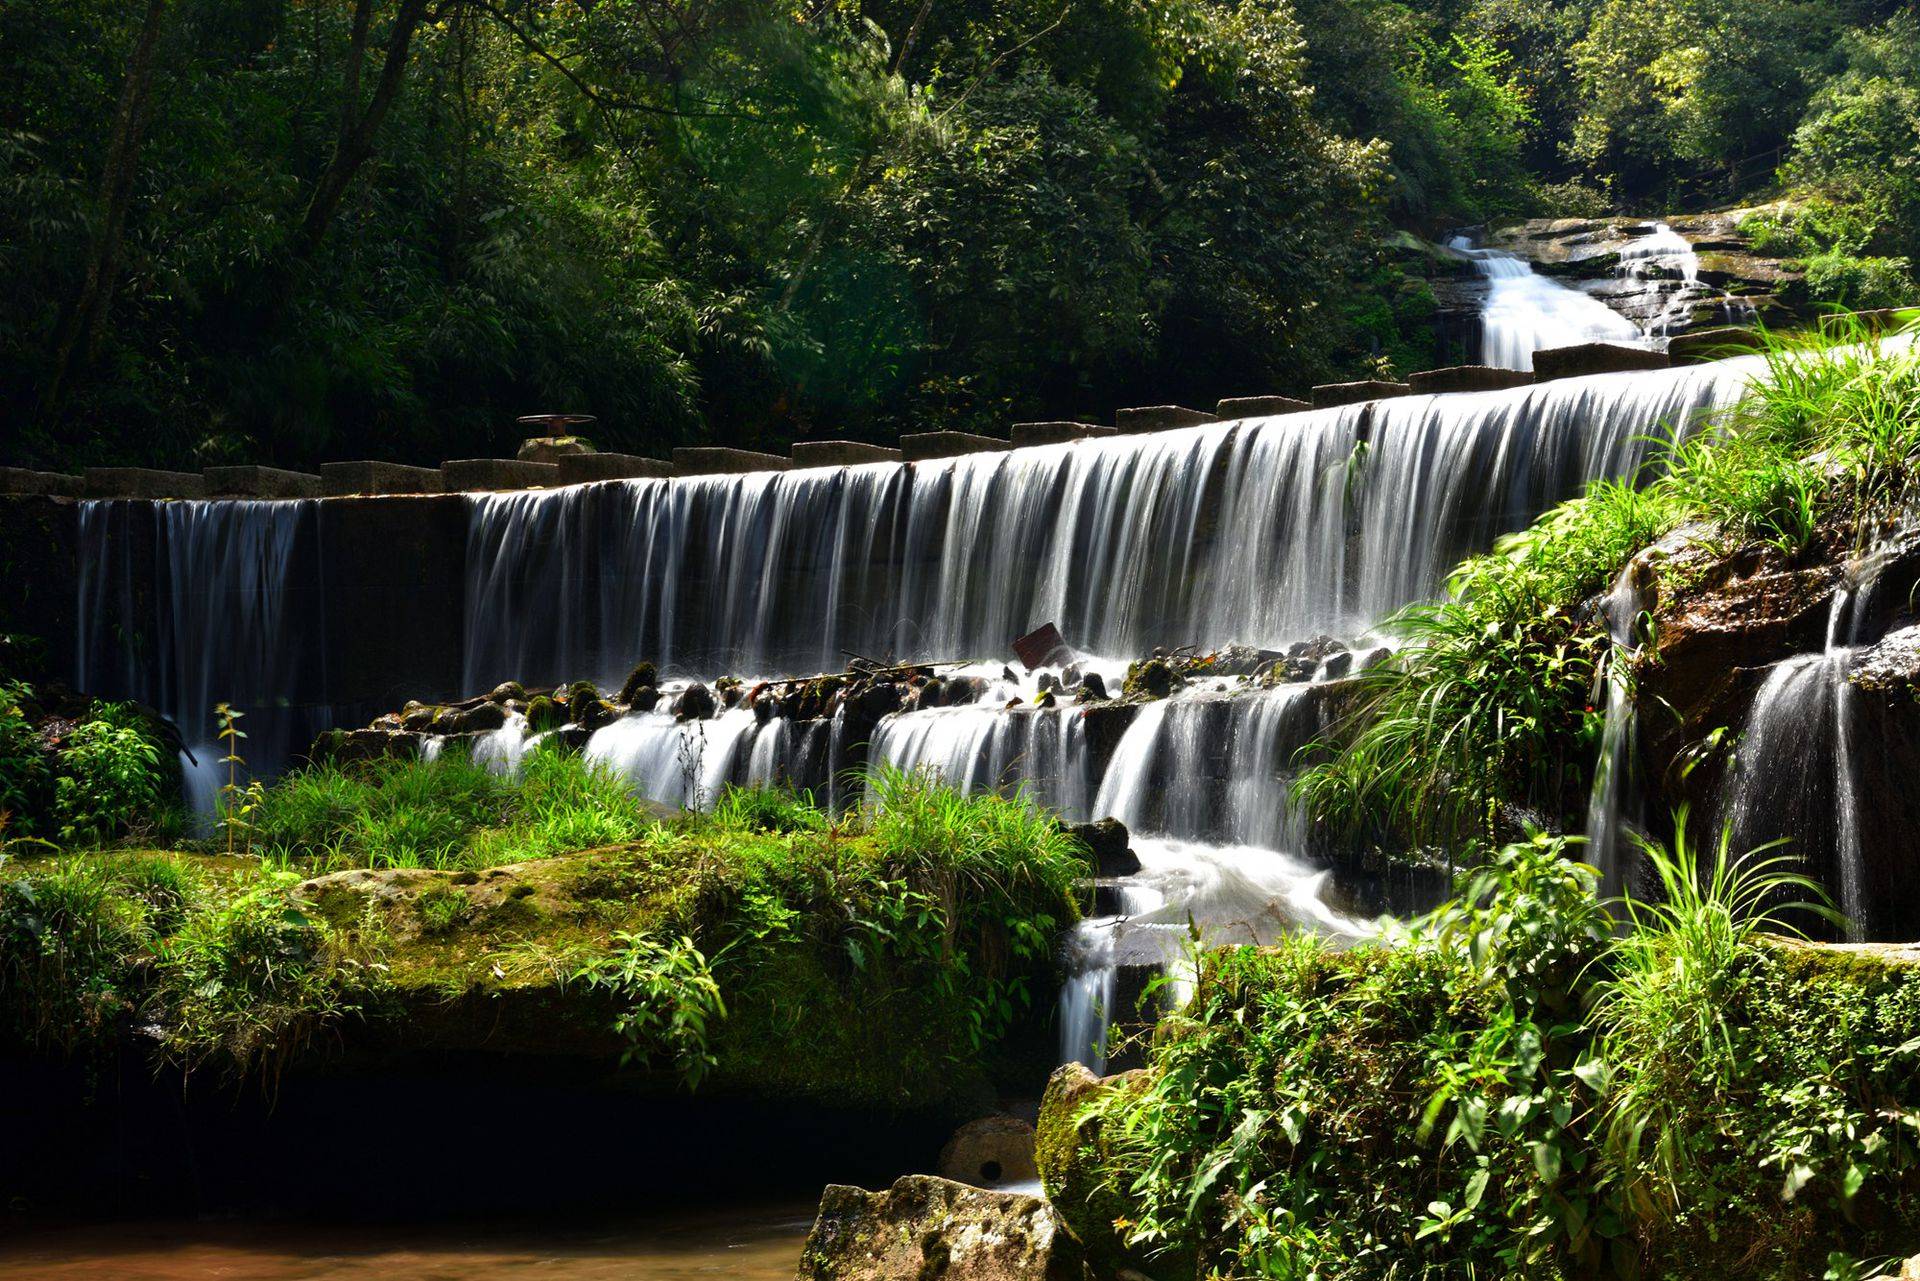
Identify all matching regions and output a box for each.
[246,748,654,871]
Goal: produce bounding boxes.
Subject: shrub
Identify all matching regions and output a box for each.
[0,680,48,837]
[52,703,166,846]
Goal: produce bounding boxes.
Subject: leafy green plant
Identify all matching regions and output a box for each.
[574,931,725,1087]
[0,679,48,836]
[53,703,164,846]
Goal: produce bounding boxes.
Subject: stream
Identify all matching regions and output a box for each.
[0,1205,815,1281]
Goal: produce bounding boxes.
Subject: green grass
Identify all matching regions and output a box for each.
[246,747,655,872]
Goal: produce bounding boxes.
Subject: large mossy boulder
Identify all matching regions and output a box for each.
[1035,1063,1173,1278]
[798,1175,1085,1281]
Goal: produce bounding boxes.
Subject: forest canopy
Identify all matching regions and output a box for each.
[2,0,1915,469]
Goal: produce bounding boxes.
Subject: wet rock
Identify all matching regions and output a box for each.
[487,681,526,703]
[310,727,424,766]
[853,681,902,722]
[1352,646,1392,673]
[525,695,566,733]
[628,685,661,713]
[716,675,745,708]
[619,662,659,706]
[1036,671,1057,694]
[572,697,619,732]
[401,702,438,732]
[1066,818,1139,877]
[1077,672,1108,701]
[1122,658,1174,700]
[798,1175,1081,1281]
[1320,649,1353,679]
[555,724,594,752]
[1034,690,1057,709]
[938,1115,1039,1189]
[437,701,508,734]
[915,676,947,711]
[1206,643,1287,677]
[1851,624,1920,698]
[674,683,717,721]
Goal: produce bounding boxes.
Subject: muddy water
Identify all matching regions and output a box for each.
[0,1204,814,1281]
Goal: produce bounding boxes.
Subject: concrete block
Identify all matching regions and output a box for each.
[83,467,206,499]
[556,452,675,483]
[1311,380,1412,409]
[1216,395,1311,418]
[1114,405,1218,433]
[1009,422,1117,448]
[672,447,792,476]
[321,461,444,496]
[203,465,323,499]
[1407,366,1535,396]
[440,458,562,491]
[1532,343,1670,381]
[0,467,83,497]
[791,440,905,468]
[898,432,1010,462]
[1666,327,1764,364]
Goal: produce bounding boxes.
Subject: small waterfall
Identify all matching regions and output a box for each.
[868,704,1091,819]
[1449,239,1647,371]
[75,499,331,812]
[1718,551,1892,937]
[1585,566,1647,895]
[584,706,766,810]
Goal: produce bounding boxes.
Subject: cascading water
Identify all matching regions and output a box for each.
[462,360,1750,696]
[1718,550,1893,938]
[1584,566,1647,896]
[1448,239,1646,371]
[75,499,332,816]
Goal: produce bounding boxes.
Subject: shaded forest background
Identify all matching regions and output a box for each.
[2,0,1917,468]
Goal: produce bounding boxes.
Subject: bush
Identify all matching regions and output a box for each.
[52,703,166,846]
[0,680,48,837]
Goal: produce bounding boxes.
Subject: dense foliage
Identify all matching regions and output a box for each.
[0,680,181,847]
[4,0,1916,471]
[1047,833,1920,1280]
[1295,325,1920,853]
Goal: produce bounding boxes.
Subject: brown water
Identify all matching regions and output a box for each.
[0,1205,814,1280]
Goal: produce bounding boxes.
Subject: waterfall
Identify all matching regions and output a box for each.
[462,362,1748,694]
[1717,550,1893,938]
[869,704,1090,820]
[1584,566,1647,895]
[1449,239,1647,371]
[585,706,768,810]
[75,499,332,813]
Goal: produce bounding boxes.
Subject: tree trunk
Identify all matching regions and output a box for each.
[289,0,433,263]
[41,0,170,412]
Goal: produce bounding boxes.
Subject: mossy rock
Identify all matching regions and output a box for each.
[1036,1063,1179,1277]
[619,662,659,706]
[1122,658,1175,701]
[525,695,566,733]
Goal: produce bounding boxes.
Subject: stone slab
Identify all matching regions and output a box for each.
[440,458,562,491]
[1216,395,1312,418]
[203,465,323,498]
[1114,405,1218,433]
[320,461,444,496]
[672,447,791,476]
[1407,366,1535,396]
[1532,343,1671,381]
[556,452,675,483]
[898,432,1010,462]
[1666,327,1764,363]
[1009,422,1117,448]
[790,440,905,467]
[83,467,206,499]
[0,467,83,497]
[1311,380,1412,408]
